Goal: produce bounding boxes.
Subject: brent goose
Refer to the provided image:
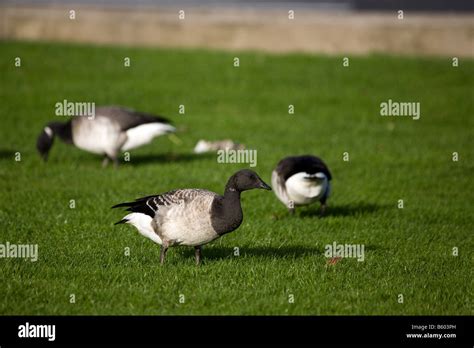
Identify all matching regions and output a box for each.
[36,106,175,166]
[112,169,271,265]
[272,155,332,215]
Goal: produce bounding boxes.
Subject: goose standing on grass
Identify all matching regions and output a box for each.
[272,155,332,215]
[112,169,271,265]
[36,106,175,166]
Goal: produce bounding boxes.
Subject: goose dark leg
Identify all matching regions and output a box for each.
[194,246,202,265]
[319,204,326,216]
[287,201,295,215]
[319,196,327,216]
[112,156,120,169]
[320,193,328,216]
[102,155,110,168]
[160,244,169,265]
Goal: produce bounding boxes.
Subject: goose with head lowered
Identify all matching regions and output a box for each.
[272,155,332,215]
[36,106,175,166]
[112,169,271,265]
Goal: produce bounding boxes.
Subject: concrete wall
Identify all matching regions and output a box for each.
[1,5,473,57]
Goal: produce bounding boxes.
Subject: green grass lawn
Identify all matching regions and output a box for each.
[0,41,472,315]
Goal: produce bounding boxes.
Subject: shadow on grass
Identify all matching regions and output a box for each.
[0,149,15,160]
[130,243,382,265]
[52,151,215,167]
[196,245,324,260]
[186,244,383,263]
[125,152,215,166]
[298,202,386,218]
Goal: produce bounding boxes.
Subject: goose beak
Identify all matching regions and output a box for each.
[259,181,272,190]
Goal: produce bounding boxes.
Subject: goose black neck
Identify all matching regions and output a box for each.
[223,186,241,208]
[210,186,243,236]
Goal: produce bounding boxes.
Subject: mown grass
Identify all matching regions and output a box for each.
[0,40,472,315]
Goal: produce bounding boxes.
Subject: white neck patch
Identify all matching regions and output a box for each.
[44,127,53,138]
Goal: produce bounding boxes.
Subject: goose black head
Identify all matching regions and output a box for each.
[227,169,272,192]
[36,125,55,161]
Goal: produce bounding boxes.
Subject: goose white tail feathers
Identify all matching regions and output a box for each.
[122,123,176,151]
[116,212,162,245]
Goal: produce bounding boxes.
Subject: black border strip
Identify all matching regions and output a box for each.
[0,316,472,346]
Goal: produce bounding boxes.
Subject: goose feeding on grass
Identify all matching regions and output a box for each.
[112,169,271,265]
[36,106,175,166]
[272,155,332,215]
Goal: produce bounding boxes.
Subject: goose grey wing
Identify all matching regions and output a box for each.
[95,106,172,131]
[112,189,217,218]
